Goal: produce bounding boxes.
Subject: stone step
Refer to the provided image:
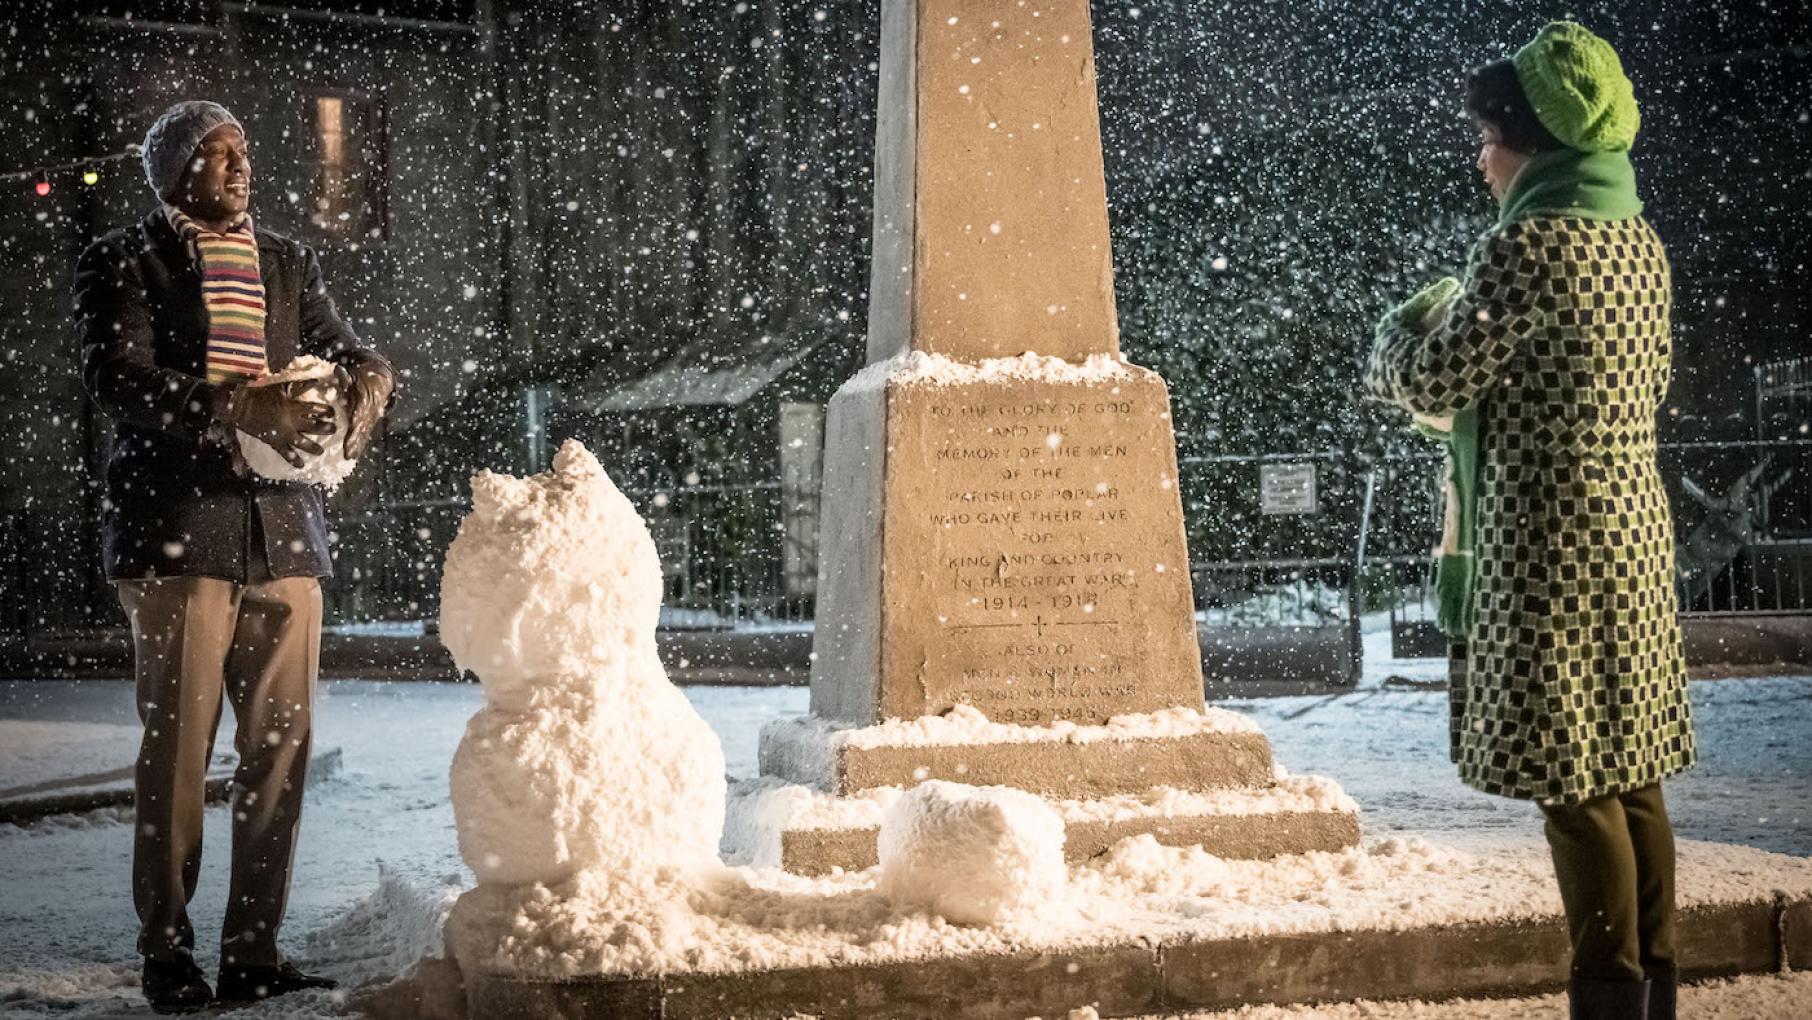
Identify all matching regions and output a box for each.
[757,708,1277,798]
[455,896,1811,1019]
[725,775,1361,876]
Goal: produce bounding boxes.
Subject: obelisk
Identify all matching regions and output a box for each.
[743,0,1360,874]
[811,0,1204,726]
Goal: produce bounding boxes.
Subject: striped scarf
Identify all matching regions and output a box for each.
[164,205,268,383]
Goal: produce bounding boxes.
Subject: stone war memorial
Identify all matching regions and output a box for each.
[742,0,1361,874]
[434,3,1812,1019]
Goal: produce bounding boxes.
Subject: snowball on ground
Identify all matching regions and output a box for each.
[236,355,357,490]
[877,781,1067,926]
[441,440,726,887]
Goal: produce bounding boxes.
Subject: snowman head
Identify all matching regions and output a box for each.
[440,440,663,694]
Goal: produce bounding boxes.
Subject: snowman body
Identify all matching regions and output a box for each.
[441,440,726,887]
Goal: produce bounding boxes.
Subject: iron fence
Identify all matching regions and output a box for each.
[640,478,818,627]
[3,441,1806,653]
[1178,439,1812,669]
[310,475,820,629]
[1378,439,1812,652]
[1663,440,1812,614]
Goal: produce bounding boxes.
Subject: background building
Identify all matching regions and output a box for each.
[1,0,1806,643]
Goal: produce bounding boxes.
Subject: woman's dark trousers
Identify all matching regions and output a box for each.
[1539,782,1678,1020]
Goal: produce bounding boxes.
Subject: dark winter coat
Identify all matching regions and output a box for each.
[1364,216,1695,804]
[74,209,393,582]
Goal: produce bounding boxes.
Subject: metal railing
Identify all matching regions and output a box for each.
[641,478,818,628]
[1178,440,1812,669]
[1378,439,1812,645]
[4,442,1806,652]
[314,475,820,629]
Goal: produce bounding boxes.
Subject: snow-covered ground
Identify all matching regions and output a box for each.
[1,670,1807,1018]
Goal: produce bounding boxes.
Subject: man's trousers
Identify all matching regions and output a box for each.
[117,573,321,966]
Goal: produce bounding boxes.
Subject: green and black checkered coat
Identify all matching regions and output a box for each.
[1365,215,1696,803]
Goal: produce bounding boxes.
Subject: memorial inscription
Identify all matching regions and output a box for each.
[875,372,1203,725]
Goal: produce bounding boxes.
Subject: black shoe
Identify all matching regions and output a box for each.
[142,954,212,1015]
[1568,975,1651,1020]
[216,960,338,1003]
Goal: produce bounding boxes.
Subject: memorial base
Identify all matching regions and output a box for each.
[728,773,1361,876]
[758,707,1278,797]
[747,707,1361,875]
[809,360,1206,727]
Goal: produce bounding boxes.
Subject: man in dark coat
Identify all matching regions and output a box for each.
[73,100,396,1014]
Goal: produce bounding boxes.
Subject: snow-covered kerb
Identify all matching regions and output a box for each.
[878,781,1068,925]
[441,440,726,887]
[443,834,1812,980]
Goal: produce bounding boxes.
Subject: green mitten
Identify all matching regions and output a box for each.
[1378,276,1461,337]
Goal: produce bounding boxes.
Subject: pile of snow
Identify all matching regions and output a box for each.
[236,355,357,490]
[877,781,1067,925]
[299,867,460,990]
[440,440,726,887]
[443,832,1812,981]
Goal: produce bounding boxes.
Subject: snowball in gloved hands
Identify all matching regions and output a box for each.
[235,357,357,491]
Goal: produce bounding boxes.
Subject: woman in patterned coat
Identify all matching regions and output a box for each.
[1364,22,1694,1020]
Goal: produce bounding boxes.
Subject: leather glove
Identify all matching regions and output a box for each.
[221,382,336,468]
[337,361,394,461]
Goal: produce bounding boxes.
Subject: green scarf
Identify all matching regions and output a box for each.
[1424,148,1642,638]
[1496,148,1644,228]
[1415,410,1480,638]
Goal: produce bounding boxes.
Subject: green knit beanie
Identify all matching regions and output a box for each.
[1512,21,1640,152]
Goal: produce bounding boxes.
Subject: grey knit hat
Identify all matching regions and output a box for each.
[141,101,243,200]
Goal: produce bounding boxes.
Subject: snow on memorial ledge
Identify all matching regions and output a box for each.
[723,773,1359,872]
[759,704,1263,791]
[840,349,1140,393]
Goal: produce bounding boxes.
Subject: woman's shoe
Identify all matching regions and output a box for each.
[1568,976,1651,1020]
[1644,965,1677,1020]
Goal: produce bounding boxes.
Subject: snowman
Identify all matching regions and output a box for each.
[439,440,727,887]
